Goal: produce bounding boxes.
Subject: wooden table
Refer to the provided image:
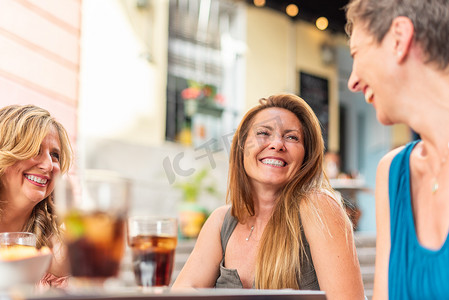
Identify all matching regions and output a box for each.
[7,288,326,300]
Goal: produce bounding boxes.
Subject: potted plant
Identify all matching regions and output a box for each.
[174,168,219,239]
[178,80,225,147]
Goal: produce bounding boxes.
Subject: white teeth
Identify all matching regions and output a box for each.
[261,159,286,167]
[365,88,374,104]
[25,175,48,184]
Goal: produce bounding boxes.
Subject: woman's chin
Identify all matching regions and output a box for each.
[376,111,395,126]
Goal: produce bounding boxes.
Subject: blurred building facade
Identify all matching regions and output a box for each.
[0,0,80,147]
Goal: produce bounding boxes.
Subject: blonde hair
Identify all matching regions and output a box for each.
[227,94,349,289]
[0,104,73,248]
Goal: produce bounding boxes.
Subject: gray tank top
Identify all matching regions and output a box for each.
[214,208,320,290]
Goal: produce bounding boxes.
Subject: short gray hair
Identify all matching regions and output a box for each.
[345,0,449,70]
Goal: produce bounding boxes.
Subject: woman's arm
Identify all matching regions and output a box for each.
[302,193,364,300]
[372,148,400,300]
[47,235,70,277]
[39,236,70,288]
[172,205,229,289]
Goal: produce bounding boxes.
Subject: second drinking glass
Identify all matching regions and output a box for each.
[127,217,178,287]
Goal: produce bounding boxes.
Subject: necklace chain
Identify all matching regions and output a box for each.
[430,142,449,194]
[246,225,254,241]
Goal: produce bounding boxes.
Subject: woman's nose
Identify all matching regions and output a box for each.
[269,135,286,151]
[347,68,361,92]
[36,151,53,172]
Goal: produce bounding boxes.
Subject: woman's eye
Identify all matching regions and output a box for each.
[51,152,60,162]
[256,130,270,136]
[285,135,299,142]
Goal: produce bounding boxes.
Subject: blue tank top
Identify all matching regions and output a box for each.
[389,140,449,299]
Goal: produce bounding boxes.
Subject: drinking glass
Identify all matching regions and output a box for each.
[0,232,52,290]
[0,232,36,248]
[127,217,178,287]
[55,169,130,282]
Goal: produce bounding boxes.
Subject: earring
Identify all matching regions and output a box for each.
[398,51,403,56]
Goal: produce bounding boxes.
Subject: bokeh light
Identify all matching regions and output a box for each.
[316,17,329,30]
[253,0,266,7]
[286,4,299,17]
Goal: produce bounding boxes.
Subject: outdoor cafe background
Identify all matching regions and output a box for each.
[0,0,415,234]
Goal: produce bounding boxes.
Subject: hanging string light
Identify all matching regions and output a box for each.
[286,4,299,17]
[316,16,329,30]
[253,0,266,7]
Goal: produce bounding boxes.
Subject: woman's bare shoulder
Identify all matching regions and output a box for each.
[211,204,231,217]
[378,145,407,170]
[206,205,231,228]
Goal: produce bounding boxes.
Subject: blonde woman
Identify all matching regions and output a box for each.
[0,104,72,287]
[173,94,364,299]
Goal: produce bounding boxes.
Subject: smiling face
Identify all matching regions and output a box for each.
[0,126,62,210]
[243,108,305,193]
[347,23,398,125]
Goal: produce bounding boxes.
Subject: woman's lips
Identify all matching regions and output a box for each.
[24,174,49,186]
[260,158,286,167]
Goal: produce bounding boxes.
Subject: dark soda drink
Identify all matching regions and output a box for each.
[63,211,126,278]
[129,235,177,286]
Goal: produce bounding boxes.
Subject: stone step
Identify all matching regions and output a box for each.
[176,239,196,253]
[354,232,376,300]
[365,288,373,300]
[354,232,376,248]
[361,265,375,285]
[174,252,191,272]
[364,281,374,289]
[364,281,374,300]
[357,247,376,266]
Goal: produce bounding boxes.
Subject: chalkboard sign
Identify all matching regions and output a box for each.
[299,71,329,148]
